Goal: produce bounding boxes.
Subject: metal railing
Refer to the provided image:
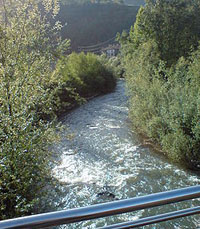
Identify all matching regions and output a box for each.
[0,185,200,229]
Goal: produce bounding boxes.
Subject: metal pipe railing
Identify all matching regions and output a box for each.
[0,185,200,229]
[101,206,200,228]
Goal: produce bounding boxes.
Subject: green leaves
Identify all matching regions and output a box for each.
[122,0,200,169]
[123,0,200,66]
[0,0,117,218]
[0,0,67,219]
[58,52,116,98]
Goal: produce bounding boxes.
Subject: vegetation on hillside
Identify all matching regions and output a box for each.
[120,0,200,169]
[0,0,116,220]
[57,2,139,50]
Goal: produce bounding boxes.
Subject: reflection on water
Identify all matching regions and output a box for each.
[53,80,200,228]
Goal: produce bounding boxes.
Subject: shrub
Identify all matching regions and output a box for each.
[124,42,200,168]
[57,52,116,98]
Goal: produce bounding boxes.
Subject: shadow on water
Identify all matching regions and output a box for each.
[52,80,200,229]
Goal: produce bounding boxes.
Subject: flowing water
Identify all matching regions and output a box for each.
[53,80,200,228]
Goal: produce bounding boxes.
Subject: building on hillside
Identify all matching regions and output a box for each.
[101,44,120,57]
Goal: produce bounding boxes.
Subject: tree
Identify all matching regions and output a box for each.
[0,0,67,219]
[128,0,200,66]
[120,0,200,168]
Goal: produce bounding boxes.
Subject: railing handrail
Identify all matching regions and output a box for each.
[1,185,200,229]
[101,206,200,229]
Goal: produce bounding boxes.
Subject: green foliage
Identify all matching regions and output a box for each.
[0,0,118,220]
[127,0,200,66]
[106,56,124,78]
[122,0,200,169]
[57,52,116,98]
[0,0,68,219]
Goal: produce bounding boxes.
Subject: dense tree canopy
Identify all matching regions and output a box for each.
[121,0,200,169]
[129,0,200,65]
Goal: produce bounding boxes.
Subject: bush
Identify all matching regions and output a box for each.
[57,52,116,98]
[124,42,200,168]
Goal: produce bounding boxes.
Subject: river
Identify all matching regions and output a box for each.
[53,80,200,228]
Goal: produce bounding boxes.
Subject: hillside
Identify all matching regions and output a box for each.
[58,3,139,51]
[124,0,145,6]
[61,0,124,4]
